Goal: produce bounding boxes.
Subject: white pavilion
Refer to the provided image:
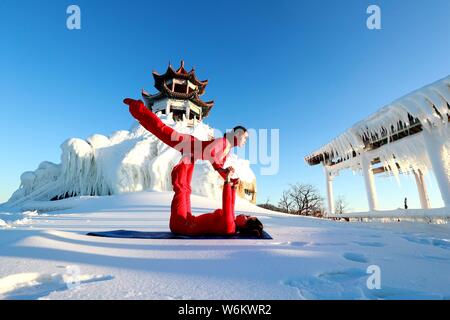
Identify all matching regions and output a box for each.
[305,76,450,217]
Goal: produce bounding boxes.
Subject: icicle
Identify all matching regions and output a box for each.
[307,75,450,183]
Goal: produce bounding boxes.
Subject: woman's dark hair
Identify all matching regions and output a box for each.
[237,216,264,238]
[224,126,248,138]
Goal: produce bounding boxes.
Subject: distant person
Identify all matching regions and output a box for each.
[404,197,408,210]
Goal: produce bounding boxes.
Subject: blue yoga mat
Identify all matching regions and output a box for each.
[87,230,272,240]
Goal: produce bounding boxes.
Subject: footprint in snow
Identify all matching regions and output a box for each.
[353,241,386,248]
[402,236,450,250]
[284,268,368,299]
[431,239,450,250]
[368,286,444,300]
[342,252,369,263]
[316,268,367,282]
[402,236,431,245]
[285,268,445,300]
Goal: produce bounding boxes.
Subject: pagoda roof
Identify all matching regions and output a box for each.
[142,85,214,117]
[152,61,209,95]
[142,61,214,117]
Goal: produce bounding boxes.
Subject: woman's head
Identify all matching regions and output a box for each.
[224,126,248,147]
[235,214,264,238]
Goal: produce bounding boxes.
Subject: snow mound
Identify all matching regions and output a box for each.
[2,112,256,211]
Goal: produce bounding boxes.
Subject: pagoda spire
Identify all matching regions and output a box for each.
[176,60,188,74]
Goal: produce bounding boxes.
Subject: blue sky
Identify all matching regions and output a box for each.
[0,0,449,210]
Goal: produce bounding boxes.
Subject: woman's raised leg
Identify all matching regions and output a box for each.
[124,98,195,153]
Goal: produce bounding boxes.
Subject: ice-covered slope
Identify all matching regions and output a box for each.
[2,112,255,211]
[0,191,449,300]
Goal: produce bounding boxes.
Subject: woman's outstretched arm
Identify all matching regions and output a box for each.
[221,177,236,234]
[231,182,237,216]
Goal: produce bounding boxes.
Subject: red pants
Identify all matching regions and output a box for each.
[169,157,236,236]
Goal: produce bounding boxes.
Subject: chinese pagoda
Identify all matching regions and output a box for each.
[141,61,214,122]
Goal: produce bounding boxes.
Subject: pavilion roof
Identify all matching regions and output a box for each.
[305,76,450,170]
[142,61,214,117]
[141,85,214,116]
[152,60,209,95]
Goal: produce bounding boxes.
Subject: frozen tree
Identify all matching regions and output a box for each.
[335,195,349,214]
[278,190,293,213]
[285,183,324,216]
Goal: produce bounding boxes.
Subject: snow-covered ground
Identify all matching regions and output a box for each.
[0,191,449,300]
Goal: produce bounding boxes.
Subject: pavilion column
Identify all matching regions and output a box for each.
[323,165,335,215]
[186,103,191,120]
[361,155,379,211]
[414,169,430,209]
[423,129,450,207]
[165,101,171,115]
